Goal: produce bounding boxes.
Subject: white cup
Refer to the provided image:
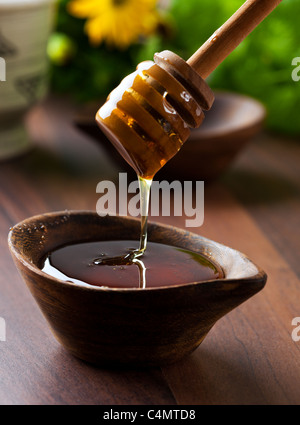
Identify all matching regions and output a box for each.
[0,0,57,160]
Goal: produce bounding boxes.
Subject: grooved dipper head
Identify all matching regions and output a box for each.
[96,50,214,180]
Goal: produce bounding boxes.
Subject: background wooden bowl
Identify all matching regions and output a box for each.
[160,91,266,181]
[8,212,266,366]
[75,91,266,181]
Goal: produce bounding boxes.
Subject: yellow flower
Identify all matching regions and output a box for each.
[68,0,160,49]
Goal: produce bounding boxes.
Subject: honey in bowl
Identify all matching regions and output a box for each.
[41,54,214,283]
[41,240,223,289]
[94,52,214,268]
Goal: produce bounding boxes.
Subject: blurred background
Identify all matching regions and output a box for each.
[1,1,300,407]
[48,0,300,136]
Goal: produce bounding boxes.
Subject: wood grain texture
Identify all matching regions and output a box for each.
[0,96,299,404]
[161,185,300,405]
[8,212,266,367]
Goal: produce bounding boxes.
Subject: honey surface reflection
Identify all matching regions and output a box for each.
[41,240,222,289]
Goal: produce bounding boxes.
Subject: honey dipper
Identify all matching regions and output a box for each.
[96,0,282,180]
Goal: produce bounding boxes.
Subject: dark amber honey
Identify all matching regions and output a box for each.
[97,61,184,179]
[41,240,222,289]
[93,52,215,281]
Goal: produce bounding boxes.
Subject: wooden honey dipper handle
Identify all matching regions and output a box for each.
[187,0,283,79]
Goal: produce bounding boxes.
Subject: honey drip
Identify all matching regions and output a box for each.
[94,176,152,271]
[95,62,193,270]
[93,53,214,280]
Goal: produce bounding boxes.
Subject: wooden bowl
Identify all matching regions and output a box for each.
[8,211,267,366]
[159,91,266,181]
[75,91,266,181]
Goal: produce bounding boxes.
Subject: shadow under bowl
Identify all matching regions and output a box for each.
[8,211,267,366]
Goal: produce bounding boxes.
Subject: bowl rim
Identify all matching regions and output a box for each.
[189,90,267,140]
[8,210,267,293]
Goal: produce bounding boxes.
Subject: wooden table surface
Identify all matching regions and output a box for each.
[0,96,299,405]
